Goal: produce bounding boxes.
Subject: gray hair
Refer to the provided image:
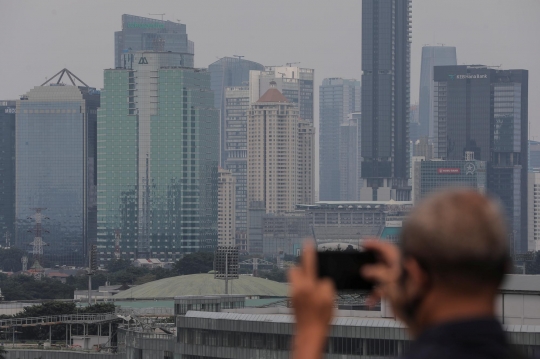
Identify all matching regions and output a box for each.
[400,189,510,289]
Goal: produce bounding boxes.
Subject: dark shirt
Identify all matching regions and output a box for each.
[404,317,520,359]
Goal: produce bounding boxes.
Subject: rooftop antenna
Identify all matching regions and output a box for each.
[149,13,165,21]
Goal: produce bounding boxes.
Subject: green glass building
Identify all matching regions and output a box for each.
[97,51,219,266]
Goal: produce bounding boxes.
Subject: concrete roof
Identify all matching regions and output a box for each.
[112,274,288,299]
[501,275,540,293]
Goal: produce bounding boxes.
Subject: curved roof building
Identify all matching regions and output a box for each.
[112,274,288,299]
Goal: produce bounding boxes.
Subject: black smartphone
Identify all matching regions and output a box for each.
[316,250,377,291]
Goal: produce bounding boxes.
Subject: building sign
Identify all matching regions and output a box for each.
[126,23,165,29]
[449,74,488,80]
[4,108,15,114]
[465,162,477,175]
[385,221,403,228]
[138,57,149,65]
[437,168,461,174]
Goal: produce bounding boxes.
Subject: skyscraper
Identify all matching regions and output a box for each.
[223,86,250,250]
[361,0,412,201]
[339,113,361,201]
[97,51,219,265]
[247,84,314,218]
[218,168,236,247]
[114,14,194,69]
[16,69,100,265]
[319,78,361,201]
[433,65,528,253]
[249,66,315,123]
[208,57,265,166]
[418,46,457,139]
[0,100,16,246]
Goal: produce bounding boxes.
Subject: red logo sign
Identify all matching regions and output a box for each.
[437,168,461,174]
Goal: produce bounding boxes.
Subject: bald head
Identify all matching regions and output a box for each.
[401,190,510,291]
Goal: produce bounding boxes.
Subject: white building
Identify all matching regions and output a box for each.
[218,168,236,246]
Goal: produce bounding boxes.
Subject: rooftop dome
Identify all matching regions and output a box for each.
[112,273,288,299]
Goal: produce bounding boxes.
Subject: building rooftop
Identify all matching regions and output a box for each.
[256,88,289,103]
[112,273,288,299]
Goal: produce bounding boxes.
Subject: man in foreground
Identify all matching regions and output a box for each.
[289,190,517,359]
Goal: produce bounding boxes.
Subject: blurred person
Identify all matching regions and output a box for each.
[289,190,521,359]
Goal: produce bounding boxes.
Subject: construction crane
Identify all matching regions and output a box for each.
[286,62,301,67]
[149,13,165,21]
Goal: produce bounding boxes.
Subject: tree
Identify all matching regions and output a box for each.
[106,259,132,273]
[0,247,31,272]
[261,268,287,283]
[174,252,214,275]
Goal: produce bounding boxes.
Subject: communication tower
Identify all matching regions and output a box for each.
[27,208,49,263]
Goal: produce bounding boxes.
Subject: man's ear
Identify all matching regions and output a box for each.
[402,258,430,294]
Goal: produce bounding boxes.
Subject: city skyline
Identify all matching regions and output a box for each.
[1,1,538,141]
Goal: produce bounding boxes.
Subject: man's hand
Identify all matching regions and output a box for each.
[289,241,335,359]
[361,240,406,319]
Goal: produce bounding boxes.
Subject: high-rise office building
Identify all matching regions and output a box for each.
[16,69,100,265]
[223,86,250,250]
[114,14,194,69]
[218,168,236,247]
[208,57,265,166]
[97,51,219,265]
[247,84,314,217]
[433,65,528,253]
[339,113,362,201]
[528,172,540,251]
[412,159,487,204]
[0,101,16,245]
[529,140,540,171]
[319,78,361,201]
[249,66,315,123]
[361,0,412,201]
[409,102,421,142]
[418,46,457,139]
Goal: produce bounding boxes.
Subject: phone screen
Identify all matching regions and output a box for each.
[316,251,377,291]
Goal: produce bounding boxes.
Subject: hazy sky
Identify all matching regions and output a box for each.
[1,0,539,137]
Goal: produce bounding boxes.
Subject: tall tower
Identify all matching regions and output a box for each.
[114,14,194,68]
[208,57,265,166]
[417,46,457,140]
[247,83,314,217]
[433,65,528,254]
[16,69,99,266]
[360,0,412,201]
[218,168,236,247]
[0,101,15,243]
[319,78,361,201]
[97,51,219,265]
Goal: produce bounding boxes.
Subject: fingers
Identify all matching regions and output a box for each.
[301,241,317,280]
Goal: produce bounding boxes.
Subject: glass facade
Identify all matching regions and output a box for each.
[97,51,219,266]
[114,14,194,69]
[208,58,265,166]
[16,85,99,265]
[319,78,361,201]
[417,46,457,140]
[0,101,16,244]
[361,0,411,200]
[223,86,249,250]
[433,66,528,253]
